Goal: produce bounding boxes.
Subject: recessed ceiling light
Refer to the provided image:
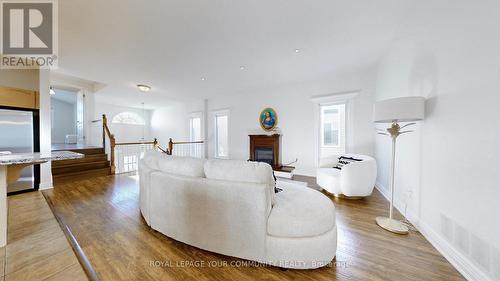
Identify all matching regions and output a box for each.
[240,66,246,70]
[295,49,300,53]
[201,77,206,81]
[137,84,151,92]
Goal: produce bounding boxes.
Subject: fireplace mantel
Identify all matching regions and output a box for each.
[249,134,281,168]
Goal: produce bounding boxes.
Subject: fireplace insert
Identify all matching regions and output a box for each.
[255,147,274,165]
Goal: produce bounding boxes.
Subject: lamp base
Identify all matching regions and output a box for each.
[375,217,409,234]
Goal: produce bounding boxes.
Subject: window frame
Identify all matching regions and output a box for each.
[213,109,230,159]
[311,91,359,166]
[111,111,146,126]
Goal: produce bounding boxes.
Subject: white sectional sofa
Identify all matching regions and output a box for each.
[139,151,337,269]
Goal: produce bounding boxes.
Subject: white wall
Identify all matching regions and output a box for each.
[205,68,376,176]
[0,69,39,90]
[374,2,500,280]
[93,103,152,144]
[150,103,190,148]
[51,98,76,143]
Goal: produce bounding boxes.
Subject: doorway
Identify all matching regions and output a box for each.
[50,87,85,149]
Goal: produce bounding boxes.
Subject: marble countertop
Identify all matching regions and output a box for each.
[0,151,84,165]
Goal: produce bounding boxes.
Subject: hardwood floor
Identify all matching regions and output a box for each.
[42,174,465,281]
[3,192,88,281]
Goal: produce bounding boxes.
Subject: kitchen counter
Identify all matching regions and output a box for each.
[0,151,84,247]
[0,151,83,165]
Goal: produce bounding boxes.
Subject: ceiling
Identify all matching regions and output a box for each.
[57,0,414,109]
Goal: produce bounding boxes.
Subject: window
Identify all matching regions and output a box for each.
[112,112,145,125]
[122,155,138,173]
[214,111,229,158]
[189,114,202,142]
[321,104,344,147]
[313,91,357,163]
[320,103,346,154]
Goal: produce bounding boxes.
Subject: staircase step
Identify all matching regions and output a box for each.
[52,154,108,167]
[52,147,105,155]
[52,160,110,175]
[53,167,111,185]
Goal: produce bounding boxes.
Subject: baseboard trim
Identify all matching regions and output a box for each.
[418,221,493,281]
[374,181,390,200]
[374,182,492,281]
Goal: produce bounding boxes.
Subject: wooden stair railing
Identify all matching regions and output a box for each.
[164,138,204,156]
[114,139,158,146]
[102,114,116,174]
[102,114,162,174]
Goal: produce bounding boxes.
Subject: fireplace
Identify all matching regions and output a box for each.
[249,134,280,168]
[255,147,274,165]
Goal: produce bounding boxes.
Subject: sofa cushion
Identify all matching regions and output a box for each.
[204,159,272,183]
[157,155,205,178]
[267,187,335,238]
[204,159,275,204]
[141,150,168,170]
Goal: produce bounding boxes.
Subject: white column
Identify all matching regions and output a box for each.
[203,99,209,159]
[39,69,53,189]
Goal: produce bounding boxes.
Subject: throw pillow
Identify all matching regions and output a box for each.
[333,156,363,170]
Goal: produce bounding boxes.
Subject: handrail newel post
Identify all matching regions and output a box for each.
[110,135,116,174]
[168,138,173,155]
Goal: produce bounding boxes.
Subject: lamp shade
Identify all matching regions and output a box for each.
[373,96,425,123]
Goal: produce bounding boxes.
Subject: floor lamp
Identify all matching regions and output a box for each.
[373,96,425,234]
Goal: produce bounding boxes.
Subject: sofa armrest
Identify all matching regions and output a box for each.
[319,155,340,168]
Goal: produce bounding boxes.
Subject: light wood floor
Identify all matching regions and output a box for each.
[3,192,88,281]
[42,174,465,281]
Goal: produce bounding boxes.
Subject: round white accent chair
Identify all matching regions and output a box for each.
[316,154,377,198]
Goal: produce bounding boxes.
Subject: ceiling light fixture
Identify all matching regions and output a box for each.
[295,49,300,53]
[239,66,246,70]
[201,77,206,81]
[49,86,55,96]
[137,84,151,92]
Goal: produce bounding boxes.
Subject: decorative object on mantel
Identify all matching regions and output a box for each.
[373,96,425,235]
[259,108,278,131]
